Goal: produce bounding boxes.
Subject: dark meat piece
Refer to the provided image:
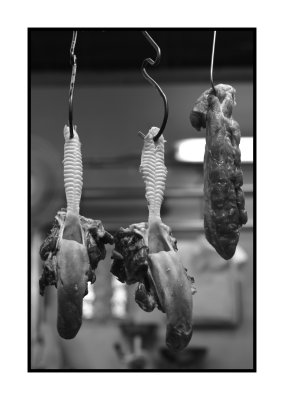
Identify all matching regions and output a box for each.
[135,282,157,312]
[81,216,114,284]
[111,222,164,313]
[190,84,248,259]
[39,255,58,296]
[39,217,60,261]
[111,224,149,285]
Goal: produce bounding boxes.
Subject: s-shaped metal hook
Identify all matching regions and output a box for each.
[69,30,77,139]
[140,31,169,142]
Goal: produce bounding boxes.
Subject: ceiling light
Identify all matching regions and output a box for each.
[174,137,253,163]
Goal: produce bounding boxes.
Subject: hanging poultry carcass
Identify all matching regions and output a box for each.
[39,126,113,339]
[111,127,196,352]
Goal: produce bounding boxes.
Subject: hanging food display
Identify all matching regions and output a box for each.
[111,128,196,352]
[110,33,196,352]
[39,126,113,339]
[190,84,247,260]
[38,32,113,340]
[189,32,248,260]
[35,29,251,356]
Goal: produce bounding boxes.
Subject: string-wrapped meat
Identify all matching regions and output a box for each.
[111,127,196,351]
[39,126,113,339]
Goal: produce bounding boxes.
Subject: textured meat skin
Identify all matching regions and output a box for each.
[63,125,83,215]
[111,225,149,285]
[139,127,167,220]
[190,84,248,260]
[111,222,162,312]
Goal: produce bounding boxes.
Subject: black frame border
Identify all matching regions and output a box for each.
[28,27,256,373]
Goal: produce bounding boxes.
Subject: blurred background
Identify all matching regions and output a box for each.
[30,28,254,370]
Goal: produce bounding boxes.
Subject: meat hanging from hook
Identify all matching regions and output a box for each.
[189,30,248,260]
[110,127,196,351]
[38,30,114,340]
[69,30,78,139]
[140,31,169,142]
[38,125,114,339]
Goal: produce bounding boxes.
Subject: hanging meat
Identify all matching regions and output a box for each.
[190,84,248,260]
[111,127,196,352]
[39,126,113,339]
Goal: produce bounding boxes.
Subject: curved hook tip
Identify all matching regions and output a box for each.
[140,31,168,142]
[68,31,78,139]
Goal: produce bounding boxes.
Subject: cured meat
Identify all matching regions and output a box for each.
[63,125,83,216]
[190,84,248,259]
[111,127,196,352]
[140,127,167,221]
[39,126,113,339]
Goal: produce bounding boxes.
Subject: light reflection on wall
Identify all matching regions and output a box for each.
[83,283,96,319]
[82,277,128,319]
[110,276,127,318]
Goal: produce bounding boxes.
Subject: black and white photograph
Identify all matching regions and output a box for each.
[29,28,255,371]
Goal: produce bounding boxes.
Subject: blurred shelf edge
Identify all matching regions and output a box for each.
[79,184,254,232]
[83,218,253,233]
[82,183,253,199]
[31,67,253,86]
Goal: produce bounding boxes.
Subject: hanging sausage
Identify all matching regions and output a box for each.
[190,83,247,259]
[190,31,248,260]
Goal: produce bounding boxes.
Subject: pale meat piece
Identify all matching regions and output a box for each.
[39,210,113,339]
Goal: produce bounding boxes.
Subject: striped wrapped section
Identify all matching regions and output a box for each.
[139,127,167,219]
[63,125,83,215]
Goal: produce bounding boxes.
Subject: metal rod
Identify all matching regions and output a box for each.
[140,31,169,142]
[69,31,78,139]
[210,30,217,95]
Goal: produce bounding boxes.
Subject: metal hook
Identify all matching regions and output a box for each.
[140,30,169,142]
[210,30,217,96]
[69,30,78,139]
